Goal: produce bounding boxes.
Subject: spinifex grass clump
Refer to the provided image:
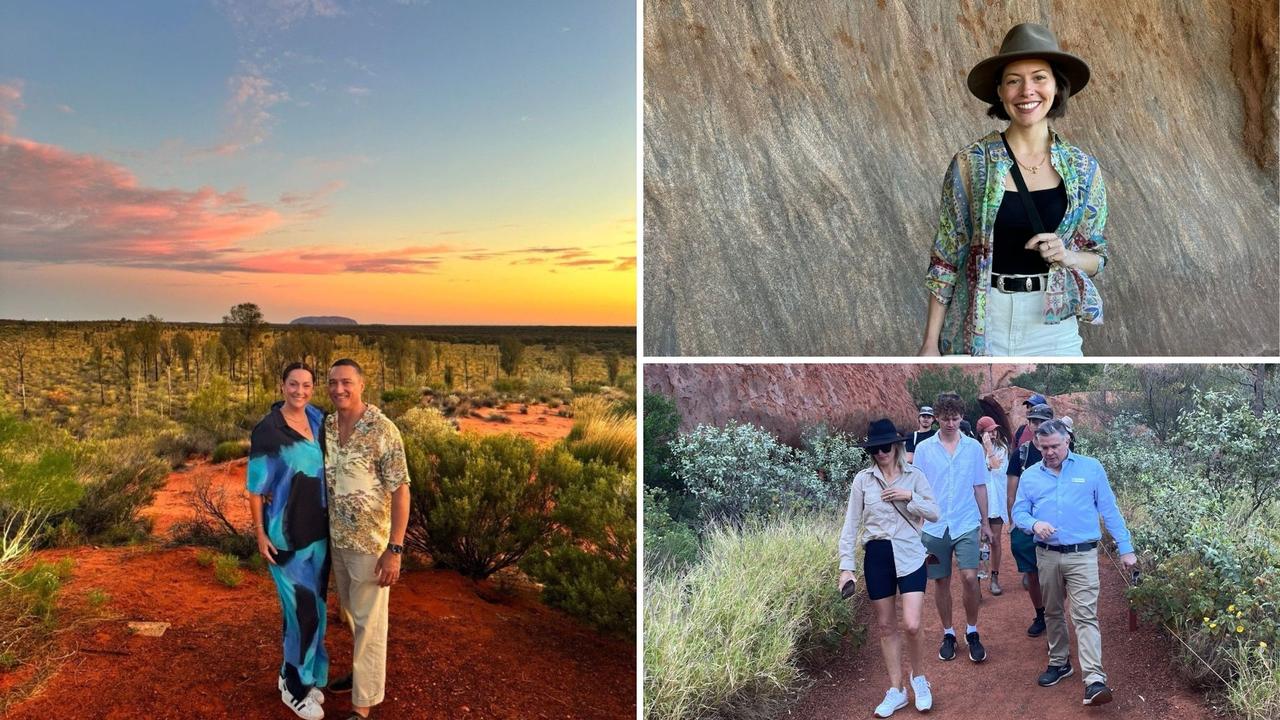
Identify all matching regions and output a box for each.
[644,514,856,720]
[212,553,243,587]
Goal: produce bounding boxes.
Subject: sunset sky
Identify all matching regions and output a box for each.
[0,0,635,325]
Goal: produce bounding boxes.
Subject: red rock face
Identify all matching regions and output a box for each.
[645,363,1035,444]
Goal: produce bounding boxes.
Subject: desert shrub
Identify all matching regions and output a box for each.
[194,548,217,567]
[643,487,699,572]
[527,371,566,401]
[796,423,867,494]
[521,447,635,634]
[0,415,84,554]
[491,376,526,394]
[380,387,416,405]
[484,411,511,423]
[152,427,216,467]
[568,395,614,424]
[397,407,457,440]
[167,475,256,558]
[62,438,167,544]
[906,366,982,425]
[643,392,682,496]
[670,422,838,527]
[85,588,110,609]
[185,375,239,441]
[212,439,250,463]
[212,553,243,587]
[0,557,74,678]
[571,381,604,395]
[402,429,552,579]
[566,412,637,471]
[1173,392,1280,520]
[644,514,858,720]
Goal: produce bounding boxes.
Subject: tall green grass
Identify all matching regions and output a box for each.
[1227,642,1280,720]
[644,514,856,720]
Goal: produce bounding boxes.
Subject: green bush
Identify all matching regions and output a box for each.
[644,515,858,720]
[521,447,635,635]
[527,371,566,401]
[380,387,417,405]
[571,381,604,395]
[643,392,681,495]
[669,421,842,527]
[642,487,699,572]
[185,375,239,441]
[212,439,250,463]
[63,437,167,545]
[213,553,243,587]
[152,427,216,467]
[906,366,981,425]
[402,429,552,579]
[491,377,526,394]
[194,548,216,567]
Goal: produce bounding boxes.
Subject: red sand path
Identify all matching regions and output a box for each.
[788,555,1215,719]
[455,403,577,445]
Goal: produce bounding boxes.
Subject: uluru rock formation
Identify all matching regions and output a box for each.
[643,0,1279,356]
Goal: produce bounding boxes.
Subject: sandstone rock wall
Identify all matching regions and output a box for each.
[644,0,1279,356]
[645,363,1034,443]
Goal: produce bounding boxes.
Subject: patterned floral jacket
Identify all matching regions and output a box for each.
[925,129,1109,356]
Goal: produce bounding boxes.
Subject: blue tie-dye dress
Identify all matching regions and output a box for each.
[247,402,330,701]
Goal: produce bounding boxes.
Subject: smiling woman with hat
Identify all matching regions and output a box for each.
[838,418,941,717]
[919,22,1109,357]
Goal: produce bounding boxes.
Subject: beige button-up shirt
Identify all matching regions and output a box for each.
[839,463,940,577]
[324,404,410,555]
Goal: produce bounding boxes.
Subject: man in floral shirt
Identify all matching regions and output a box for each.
[325,358,411,719]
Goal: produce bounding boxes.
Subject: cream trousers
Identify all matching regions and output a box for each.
[331,546,390,707]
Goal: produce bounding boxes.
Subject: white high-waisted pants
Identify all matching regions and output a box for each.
[986,289,1083,356]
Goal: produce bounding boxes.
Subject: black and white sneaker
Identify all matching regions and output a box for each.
[966,631,987,662]
[278,675,324,704]
[938,633,957,661]
[1037,663,1074,687]
[1084,681,1113,705]
[281,688,324,720]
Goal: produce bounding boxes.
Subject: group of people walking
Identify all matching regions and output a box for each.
[839,392,1137,717]
[248,359,412,720]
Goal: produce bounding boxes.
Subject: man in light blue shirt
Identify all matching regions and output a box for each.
[1012,420,1137,707]
[912,393,992,665]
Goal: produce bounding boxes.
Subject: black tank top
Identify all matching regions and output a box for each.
[992,183,1068,275]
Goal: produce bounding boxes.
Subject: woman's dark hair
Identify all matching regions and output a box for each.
[281,362,315,383]
[987,64,1071,121]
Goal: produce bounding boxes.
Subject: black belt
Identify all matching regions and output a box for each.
[1035,541,1098,553]
[992,273,1046,293]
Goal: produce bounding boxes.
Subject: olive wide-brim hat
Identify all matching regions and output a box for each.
[966,22,1090,105]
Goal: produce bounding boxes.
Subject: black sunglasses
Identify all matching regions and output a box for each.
[869,444,893,455]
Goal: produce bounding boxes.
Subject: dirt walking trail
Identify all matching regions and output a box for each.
[3,421,634,720]
[789,555,1216,720]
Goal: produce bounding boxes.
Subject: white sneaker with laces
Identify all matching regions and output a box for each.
[281,687,325,720]
[873,686,909,718]
[278,676,324,704]
[911,674,933,711]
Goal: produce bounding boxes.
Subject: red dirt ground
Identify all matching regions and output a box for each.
[3,438,634,718]
[788,553,1216,719]
[455,403,577,445]
[142,458,253,538]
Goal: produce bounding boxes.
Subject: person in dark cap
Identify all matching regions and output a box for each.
[839,418,941,716]
[1007,402,1054,637]
[1014,393,1049,447]
[919,22,1109,357]
[904,406,937,464]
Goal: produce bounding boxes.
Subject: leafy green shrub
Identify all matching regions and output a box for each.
[521,447,635,634]
[906,366,982,425]
[643,392,682,496]
[380,388,417,405]
[1,557,73,627]
[213,554,243,587]
[643,487,699,572]
[491,377,526,394]
[571,381,604,395]
[670,421,842,526]
[527,371,566,401]
[63,437,167,545]
[185,375,239,441]
[402,429,552,579]
[397,406,457,440]
[194,548,216,567]
[212,439,250,463]
[152,426,216,467]
[644,515,858,720]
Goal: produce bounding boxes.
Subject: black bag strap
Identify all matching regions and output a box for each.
[872,472,922,534]
[1001,132,1046,236]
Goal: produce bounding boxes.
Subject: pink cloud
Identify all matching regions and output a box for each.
[612,256,636,271]
[558,258,613,267]
[0,81,24,134]
[230,246,444,274]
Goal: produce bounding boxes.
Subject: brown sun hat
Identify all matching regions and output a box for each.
[967,23,1090,105]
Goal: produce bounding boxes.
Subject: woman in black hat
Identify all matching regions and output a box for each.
[919,22,1109,357]
[838,418,941,717]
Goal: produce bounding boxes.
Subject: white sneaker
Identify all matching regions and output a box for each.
[874,686,909,717]
[281,687,324,720]
[911,674,933,711]
[278,676,324,704]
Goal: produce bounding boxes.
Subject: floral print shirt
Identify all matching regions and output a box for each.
[324,404,410,555]
[925,128,1109,355]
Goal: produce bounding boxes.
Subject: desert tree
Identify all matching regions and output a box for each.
[88,344,106,404]
[498,337,523,378]
[604,351,622,386]
[558,346,580,386]
[172,331,195,380]
[223,303,264,403]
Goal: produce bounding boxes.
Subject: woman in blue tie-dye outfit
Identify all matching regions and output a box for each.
[248,362,330,720]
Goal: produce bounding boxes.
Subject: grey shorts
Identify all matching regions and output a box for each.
[920,527,981,580]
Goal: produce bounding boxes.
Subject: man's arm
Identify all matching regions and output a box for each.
[1093,462,1135,557]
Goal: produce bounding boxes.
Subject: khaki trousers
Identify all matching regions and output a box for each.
[332,546,390,707]
[1036,546,1106,685]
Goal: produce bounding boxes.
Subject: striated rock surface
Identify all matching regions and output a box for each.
[645,363,1033,444]
[644,0,1279,356]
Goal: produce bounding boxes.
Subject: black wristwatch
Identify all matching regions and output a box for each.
[387,543,404,555]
